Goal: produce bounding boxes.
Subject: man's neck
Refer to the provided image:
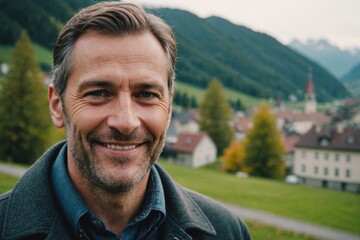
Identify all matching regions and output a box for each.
[67,159,149,236]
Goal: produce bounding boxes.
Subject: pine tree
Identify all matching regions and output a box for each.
[0,31,51,164]
[199,79,234,155]
[243,102,285,179]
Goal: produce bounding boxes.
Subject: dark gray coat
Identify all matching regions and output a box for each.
[0,142,250,240]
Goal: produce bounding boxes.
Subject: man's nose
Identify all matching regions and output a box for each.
[106,94,140,135]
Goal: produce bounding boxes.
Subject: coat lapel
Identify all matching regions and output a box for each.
[155,164,216,239]
[2,142,72,240]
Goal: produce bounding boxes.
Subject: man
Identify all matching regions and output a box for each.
[0,2,250,239]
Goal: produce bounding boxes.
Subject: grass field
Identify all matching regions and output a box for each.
[159,160,360,234]
[0,172,19,193]
[246,220,318,240]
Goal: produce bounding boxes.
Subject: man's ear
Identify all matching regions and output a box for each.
[48,84,65,128]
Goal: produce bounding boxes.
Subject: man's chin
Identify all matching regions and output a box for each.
[88,165,151,193]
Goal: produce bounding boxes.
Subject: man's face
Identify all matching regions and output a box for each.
[50,31,172,192]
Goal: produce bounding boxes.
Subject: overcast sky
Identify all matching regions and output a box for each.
[133,0,360,50]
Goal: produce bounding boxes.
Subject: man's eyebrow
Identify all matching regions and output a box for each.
[133,82,165,92]
[77,80,115,92]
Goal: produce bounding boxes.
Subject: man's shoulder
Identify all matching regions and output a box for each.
[183,187,249,232]
[155,163,251,239]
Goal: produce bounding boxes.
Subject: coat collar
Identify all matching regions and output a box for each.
[155,164,217,239]
[2,141,71,240]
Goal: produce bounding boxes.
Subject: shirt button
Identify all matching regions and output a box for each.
[92,219,102,229]
[79,233,89,240]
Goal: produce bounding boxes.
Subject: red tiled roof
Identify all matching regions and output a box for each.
[275,111,330,124]
[170,132,208,153]
[234,117,253,132]
[296,126,360,151]
[282,135,301,153]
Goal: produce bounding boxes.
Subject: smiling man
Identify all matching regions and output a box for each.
[0,2,250,239]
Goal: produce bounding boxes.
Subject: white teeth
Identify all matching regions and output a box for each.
[105,144,136,150]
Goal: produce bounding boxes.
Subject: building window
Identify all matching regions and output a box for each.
[334,168,339,177]
[335,153,339,161]
[346,154,351,162]
[314,166,318,174]
[346,169,351,178]
[347,136,354,145]
[320,139,329,146]
[324,167,328,176]
[302,151,306,159]
[324,152,329,160]
[314,152,319,159]
[302,164,306,173]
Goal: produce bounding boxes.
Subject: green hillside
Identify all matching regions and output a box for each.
[0,1,350,102]
[0,43,52,71]
[152,8,349,102]
[175,81,260,108]
[342,62,360,83]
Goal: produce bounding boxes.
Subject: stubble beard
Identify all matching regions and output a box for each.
[68,128,166,194]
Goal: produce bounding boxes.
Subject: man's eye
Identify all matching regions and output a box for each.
[138,92,156,99]
[86,90,109,97]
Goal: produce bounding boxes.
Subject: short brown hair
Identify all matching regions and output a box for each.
[51,2,176,97]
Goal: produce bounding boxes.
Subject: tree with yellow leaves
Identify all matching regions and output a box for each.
[221,140,248,173]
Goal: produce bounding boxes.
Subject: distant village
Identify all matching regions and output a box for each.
[163,71,360,193]
[1,62,359,193]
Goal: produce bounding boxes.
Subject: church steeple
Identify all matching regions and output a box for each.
[305,70,315,94]
[304,68,317,113]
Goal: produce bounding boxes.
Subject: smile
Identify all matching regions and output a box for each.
[105,144,137,150]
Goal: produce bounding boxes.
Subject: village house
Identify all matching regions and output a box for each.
[282,134,301,174]
[275,110,331,135]
[164,109,201,148]
[171,110,200,134]
[293,125,360,192]
[167,132,217,168]
[233,116,253,141]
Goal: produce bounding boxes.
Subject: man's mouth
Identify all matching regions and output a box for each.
[104,144,137,150]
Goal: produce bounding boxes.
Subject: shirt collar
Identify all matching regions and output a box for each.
[136,163,166,222]
[51,143,166,238]
[51,143,88,235]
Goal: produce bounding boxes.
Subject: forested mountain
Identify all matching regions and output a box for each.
[0,0,94,47]
[0,0,350,102]
[342,63,360,83]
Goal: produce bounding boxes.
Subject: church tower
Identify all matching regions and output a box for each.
[304,69,317,113]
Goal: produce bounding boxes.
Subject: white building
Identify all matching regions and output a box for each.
[276,110,330,135]
[293,125,360,192]
[168,132,217,168]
